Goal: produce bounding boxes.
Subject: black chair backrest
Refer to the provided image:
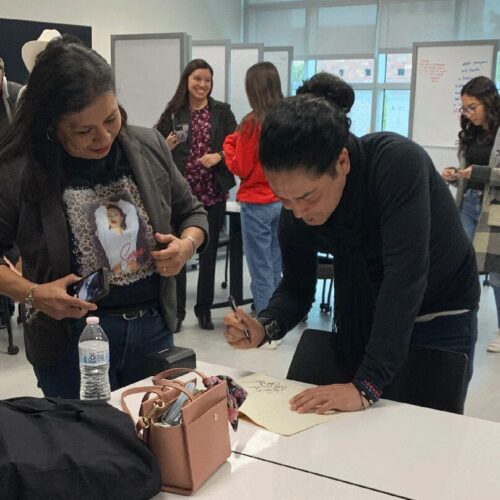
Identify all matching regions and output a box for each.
[383,344,468,414]
[287,329,468,414]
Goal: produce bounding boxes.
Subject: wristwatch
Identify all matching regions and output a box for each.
[256,316,281,347]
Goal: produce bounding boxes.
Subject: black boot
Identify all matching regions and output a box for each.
[196,310,214,330]
[174,317,183,334]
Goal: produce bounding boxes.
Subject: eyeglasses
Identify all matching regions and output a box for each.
[459,103,483,115]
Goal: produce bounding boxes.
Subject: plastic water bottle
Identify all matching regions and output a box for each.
[79,316,111,400]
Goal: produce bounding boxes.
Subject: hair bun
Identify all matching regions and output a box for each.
[297,72,355,112]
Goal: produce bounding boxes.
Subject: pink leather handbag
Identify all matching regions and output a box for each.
[121,368,231,495]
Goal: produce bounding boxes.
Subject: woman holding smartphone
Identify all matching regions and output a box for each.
[0,38,207,397]
[442,76,500,352]
[156,59,237,332]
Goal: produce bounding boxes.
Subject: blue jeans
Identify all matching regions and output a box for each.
[34,307,173,398]
[412,308,478,385]
[240,201,282,314]
[460,189,500,328]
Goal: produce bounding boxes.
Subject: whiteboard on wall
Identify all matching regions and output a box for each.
[409,41,497,148]
[192,40,230,103]
[112,33,190,128]
[230,44,263,123]
[263,46,293,97]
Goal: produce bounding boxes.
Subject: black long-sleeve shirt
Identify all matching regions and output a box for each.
[261,132,480,391]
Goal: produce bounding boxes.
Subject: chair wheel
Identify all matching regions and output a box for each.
[8,345,19,355]
[221,282,227,289]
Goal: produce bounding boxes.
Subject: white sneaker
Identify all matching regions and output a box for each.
[259,339,282,350]
[486,332,500,353]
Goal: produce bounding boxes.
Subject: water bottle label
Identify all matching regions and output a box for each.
[80,350,109,365]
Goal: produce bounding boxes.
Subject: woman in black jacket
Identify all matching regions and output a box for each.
[156,59,236,331]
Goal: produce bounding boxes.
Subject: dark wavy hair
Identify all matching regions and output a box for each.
[155,59,213,133]
[0,36,126,200]
[458,76,500,155]
[259,94,348,178]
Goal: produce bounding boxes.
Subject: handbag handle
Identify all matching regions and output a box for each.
[151,367,209,386]
[120,384,195,432]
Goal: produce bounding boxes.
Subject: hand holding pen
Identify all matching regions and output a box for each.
[224,297,268,349]
[228,295,252,343]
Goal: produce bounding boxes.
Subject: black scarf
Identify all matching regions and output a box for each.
[312,135,377,377]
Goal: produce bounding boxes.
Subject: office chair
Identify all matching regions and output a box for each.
[287,329,468,414]
[301,254,334,323]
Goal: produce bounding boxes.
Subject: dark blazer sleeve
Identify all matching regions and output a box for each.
[211,100,237,195]
[155,107,174,138]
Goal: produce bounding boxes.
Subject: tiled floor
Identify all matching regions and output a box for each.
[1,256,499,422]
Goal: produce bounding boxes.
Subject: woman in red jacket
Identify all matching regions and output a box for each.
[224,62,283,334]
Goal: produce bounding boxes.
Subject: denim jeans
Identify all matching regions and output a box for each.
[460,189,500,328]
[240,201,282,314]
[34,307,173,398]
[460,189,482,241]
[412,308,478,386]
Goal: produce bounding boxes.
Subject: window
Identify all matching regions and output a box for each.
[382,54,412,83]
[291,60,305,95]
[291,59,316,94]
[381,90,410,136]
[376,53,412,136]
[350,91,373,137]
[316,59,374,84]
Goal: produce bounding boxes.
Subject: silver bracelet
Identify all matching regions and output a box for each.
[24,283,39,324]
[181,235,197,257]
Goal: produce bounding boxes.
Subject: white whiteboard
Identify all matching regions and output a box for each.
[112,34,189,128]
[264,47,293,97]
[410,41,496,148]
[192,41,229,103]
[230,44,263,123]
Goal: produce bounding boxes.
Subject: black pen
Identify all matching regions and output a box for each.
[228,295,252,343]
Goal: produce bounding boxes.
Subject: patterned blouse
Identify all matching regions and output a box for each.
[185,106,227,207]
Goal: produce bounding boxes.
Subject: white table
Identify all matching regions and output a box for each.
[113,362,500,500]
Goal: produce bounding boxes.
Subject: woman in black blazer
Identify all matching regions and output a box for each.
[156,59,237,331]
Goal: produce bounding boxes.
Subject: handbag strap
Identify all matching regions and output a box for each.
[120,384,195,433]
[151,367,209,386]
[120,386,164,418]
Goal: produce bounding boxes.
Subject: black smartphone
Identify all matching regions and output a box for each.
[67,268,110,303]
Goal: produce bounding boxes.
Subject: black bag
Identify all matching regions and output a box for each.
[0,397,161,500]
